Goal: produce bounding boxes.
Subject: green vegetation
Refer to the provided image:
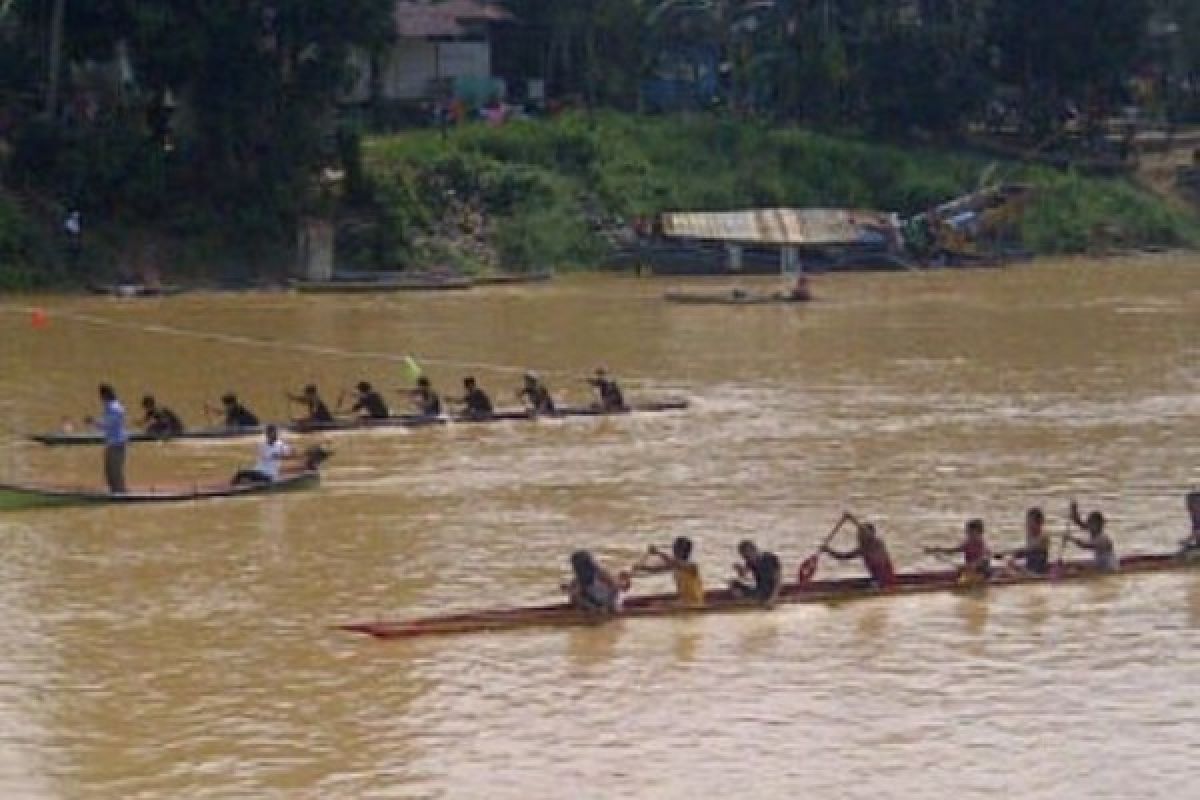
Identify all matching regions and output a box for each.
[360,112,1200,271]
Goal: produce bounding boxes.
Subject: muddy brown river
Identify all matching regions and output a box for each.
[0,254,1197,798]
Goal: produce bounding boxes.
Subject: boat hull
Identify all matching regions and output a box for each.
[0,470,320,511]
[664,290,811,305]
[338,553,1199,639]
[30,401,690,446]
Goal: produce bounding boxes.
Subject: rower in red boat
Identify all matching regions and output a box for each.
[924,518,992,581]
[1066,501,1118,572]
[995,507,1052,575]
[1180,491,1200,555]
[563,550,623,613]
[823,513,897,588]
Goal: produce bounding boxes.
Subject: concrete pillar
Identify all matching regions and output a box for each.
[297,218,334,281]
[728,244,744,271]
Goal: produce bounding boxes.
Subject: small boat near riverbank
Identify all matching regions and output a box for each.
[87,283,186,298]
[289,273,473,293]
[664,288,812,305]
[338,552,1198,639]
[0,469,320,511]
[29,400,690,446]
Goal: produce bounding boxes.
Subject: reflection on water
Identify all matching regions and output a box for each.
[0,254,1197,798]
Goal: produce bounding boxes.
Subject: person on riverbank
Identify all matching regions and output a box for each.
[91,384,127,493]
[219,392,260,428]
[633,536,705,607]
[452,376,493,419]
[588,367,626,412]
[924,518,992,581]
[996,507,1052,575]
[728,540,782,607]
[823,513,897,588]
[349,381,389,420]
[1179,491,1200,554]
[401,375,442,416]
[140,394,184,438]
[1066,501,1118,571]
[518,372,555,414]
[288,384,334,427]
[231,424,293,485]
[563,550,623,613]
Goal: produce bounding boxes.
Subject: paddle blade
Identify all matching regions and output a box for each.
[796,554,819,585]
[402,355,423,384]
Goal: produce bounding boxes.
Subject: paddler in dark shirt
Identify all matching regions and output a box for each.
[220,393,260,428]
[350,380,389,420]
[518,372,555,414]
[288,384,334,427]
[140,394,184,437]
[728,540,783,607]
[401,375,442,416]
[823,513,897,588]
[453,376,493,419]
[1180,491,1200,555]
[996,507,1051,575]
[588,367,626,412]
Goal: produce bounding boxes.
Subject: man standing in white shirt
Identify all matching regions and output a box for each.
[231,424,293,485]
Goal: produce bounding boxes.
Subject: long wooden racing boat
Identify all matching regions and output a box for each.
[30,400,689,446]
[0,469,319,511]
[338,553,1199,639]
[664,289,811,305]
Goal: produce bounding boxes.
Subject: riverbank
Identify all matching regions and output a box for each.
[4,113,1199,289]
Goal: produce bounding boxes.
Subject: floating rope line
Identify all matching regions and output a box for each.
[0,303,684,390]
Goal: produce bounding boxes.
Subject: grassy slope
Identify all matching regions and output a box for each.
[362,112,1200,271]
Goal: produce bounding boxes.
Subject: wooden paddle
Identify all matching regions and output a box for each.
[795,514,849,585]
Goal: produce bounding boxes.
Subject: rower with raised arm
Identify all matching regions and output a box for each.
[995,507,1052,575]
[349,381,389,420]
[1179,491,1200,555]
[562,550,622,613]
[288,384,334,426]
[140,394,184,438]
[219,392,259,428]
[823,512,897,588]
[728,539,782,607]
[1066,501,1118,571]
[924,518,992,581]
[588,367,626,412]
[633,536,705,607]
[518,372,555,414]
[451,376,493,419]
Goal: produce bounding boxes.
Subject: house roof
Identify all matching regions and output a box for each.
[394,0,511,38]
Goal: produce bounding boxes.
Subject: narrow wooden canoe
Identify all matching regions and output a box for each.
[87,283,186,297]
[338,553,1199,639]
[289,276,473,293]
[0,469,320,511]
[664,289,812,305]
[30,400,690,446]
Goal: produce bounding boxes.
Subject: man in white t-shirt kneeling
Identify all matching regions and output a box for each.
[232,424,293,486]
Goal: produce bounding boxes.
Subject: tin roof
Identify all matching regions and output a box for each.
[393,0,511,38]
[659,208,899,245]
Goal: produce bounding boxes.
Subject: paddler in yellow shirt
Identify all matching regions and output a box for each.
[633,536,705,607]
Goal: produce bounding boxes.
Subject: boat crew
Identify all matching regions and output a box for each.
[1066,501,1118,571]
[633,536,705,607]
[90,383,128,493]
[1180,491,1200,554]
[231,424,293,485]
[823,513,897,588]
[288,384,334,427]
[140,394,184,438]
[997,507,1052,575]
[220,393,260,428]
[401,375,442,416]
[452,376,493,419]
[563,550,622,613]
[728,540,783,607]
[588,367,626,412]
[349,381,389,420]
[924,518,992,581]
[518,372,555,414]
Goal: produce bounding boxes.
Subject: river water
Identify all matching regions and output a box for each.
[0,254,1197,799]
